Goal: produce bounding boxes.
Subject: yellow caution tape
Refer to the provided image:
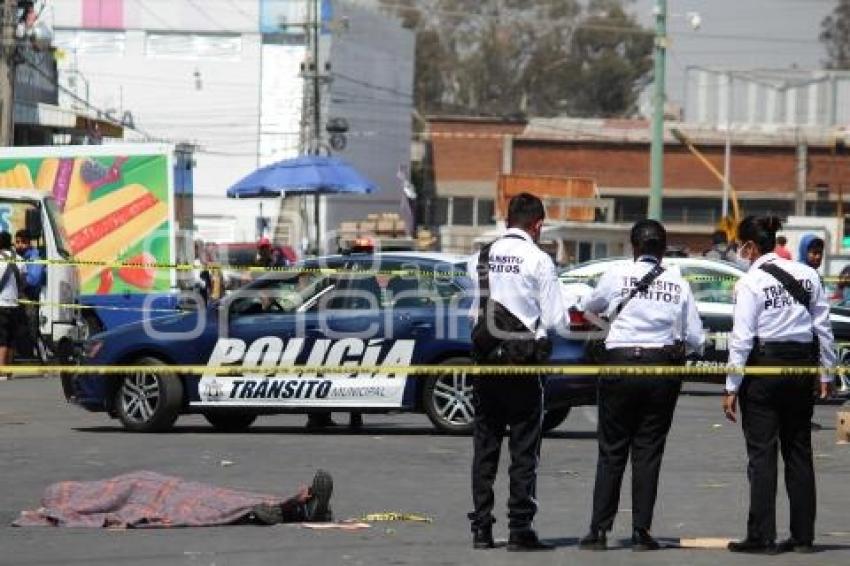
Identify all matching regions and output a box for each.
[1,364,846,376]
[18,299,184,314]
[357,512,433,523]
[11,257,847,283]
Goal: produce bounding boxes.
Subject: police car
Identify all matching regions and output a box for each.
[560,257,850,371]
[64,253,594,434]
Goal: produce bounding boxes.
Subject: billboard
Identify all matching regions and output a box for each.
[0,152,172,295]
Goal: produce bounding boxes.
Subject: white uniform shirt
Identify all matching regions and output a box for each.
[726,252,835,392]
[0,250,20,307]
[582,257,705,354]
[467,228,569,334]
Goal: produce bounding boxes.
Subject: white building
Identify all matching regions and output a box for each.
[52,0,413,253]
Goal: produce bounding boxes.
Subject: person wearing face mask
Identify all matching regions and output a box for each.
[466,192,570,552]
[724,216,835,555]
[578,220,705,552]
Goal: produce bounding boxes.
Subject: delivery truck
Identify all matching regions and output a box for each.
[0,144,195,342]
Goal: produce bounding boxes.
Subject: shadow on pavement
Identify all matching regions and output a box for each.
[73,425,599,439]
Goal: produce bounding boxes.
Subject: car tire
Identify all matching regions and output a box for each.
[542,407,571,432]
[423,357,474,434]
[114,357,183,432]
[203,413,257,432]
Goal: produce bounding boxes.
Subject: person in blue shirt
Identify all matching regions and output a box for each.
[14,230,44,360]
[14,229,45,301]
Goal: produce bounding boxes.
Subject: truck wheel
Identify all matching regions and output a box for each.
[114,357,183,432]
[203,413,257,432]
[423,357,474,434]
[542,408,571,432]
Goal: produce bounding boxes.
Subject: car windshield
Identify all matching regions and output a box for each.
[227,271,330,315]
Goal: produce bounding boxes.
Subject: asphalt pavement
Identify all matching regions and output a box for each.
[1,377,849,566]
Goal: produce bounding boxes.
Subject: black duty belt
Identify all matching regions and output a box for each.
[604,345,683,363]
[750,340,816,361]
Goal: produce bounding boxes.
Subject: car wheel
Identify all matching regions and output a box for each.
[114,357,183,432]
[423,357,474,434]
[542,407,571,432]
[203,413,257,432]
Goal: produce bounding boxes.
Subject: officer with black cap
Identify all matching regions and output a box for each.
[723,215,835,555]
[578,219,705,552]
[466,192,570,552]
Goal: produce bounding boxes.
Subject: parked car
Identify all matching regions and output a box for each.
[63,252,595,434]
[560,257,850,385]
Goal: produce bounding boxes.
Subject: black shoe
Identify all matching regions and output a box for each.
[304,470,333,522]
[632,528,661,551]
[728,538,778,555]
[306,413,337,430]
[472,526,495,549]
[579,529,607,551]
[777,538,815,554]
[507,530,554,552]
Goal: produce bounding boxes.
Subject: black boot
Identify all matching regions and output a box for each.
[507,530,554,552]
[304,470,333,522]
[728,538,778,555]
[631,528,660,551]
[579,528,607,551]
[472,525,495,549]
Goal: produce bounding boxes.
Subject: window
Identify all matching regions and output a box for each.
[83,0,124,29]
[54,29,126,55]
[680,266,738,304]
[146,33,243,61]
[452,197,474,226]
[228,271,329,316]
[477,199,495,226]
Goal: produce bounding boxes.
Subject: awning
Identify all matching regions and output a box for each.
[13,101,123,138]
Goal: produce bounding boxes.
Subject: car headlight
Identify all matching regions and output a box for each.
[83,339,104,359]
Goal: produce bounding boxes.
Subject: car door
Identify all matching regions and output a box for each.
[677,264,738,362]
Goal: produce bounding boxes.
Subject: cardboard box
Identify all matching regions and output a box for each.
[837,410,850,444]
[359,221,377,233]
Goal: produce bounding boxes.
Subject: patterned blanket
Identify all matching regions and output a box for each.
[13,471,294,528]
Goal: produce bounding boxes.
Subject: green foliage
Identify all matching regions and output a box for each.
[821,0,850,69]
[379,0,653,117]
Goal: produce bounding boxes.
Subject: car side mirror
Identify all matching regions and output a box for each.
[25,208,43,240]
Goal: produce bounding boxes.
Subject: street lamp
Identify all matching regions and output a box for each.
[647,0,667,221]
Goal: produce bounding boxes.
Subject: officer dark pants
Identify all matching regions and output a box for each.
[590,348,682,532]
[739,344,817,543]
[469,375,543,533]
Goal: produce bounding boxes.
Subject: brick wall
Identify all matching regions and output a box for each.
[512,140,850,196]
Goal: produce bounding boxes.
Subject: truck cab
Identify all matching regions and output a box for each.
[0,188,83,361]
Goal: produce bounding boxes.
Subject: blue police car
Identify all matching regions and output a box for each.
[62,253,595,433]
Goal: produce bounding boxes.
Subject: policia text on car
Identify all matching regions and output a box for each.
[723,215,836,555]
[578,220,705,552]
[466,193,571,552]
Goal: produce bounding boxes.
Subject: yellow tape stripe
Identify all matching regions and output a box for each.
[19,299,182,314]
[11,258,846,282]
[3,364,846,376]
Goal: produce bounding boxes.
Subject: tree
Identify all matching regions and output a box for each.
[821,0,850,69]
[379,0,652,118]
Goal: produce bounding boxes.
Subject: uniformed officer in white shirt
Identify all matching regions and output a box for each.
[723,215,835,555]
[578,219,705,552]
[466,193,570,552]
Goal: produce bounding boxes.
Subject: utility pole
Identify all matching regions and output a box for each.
[0,0,18,146]
[647,0,667,221]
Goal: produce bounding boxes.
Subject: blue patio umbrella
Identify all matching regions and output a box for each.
[227,155,378,250]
